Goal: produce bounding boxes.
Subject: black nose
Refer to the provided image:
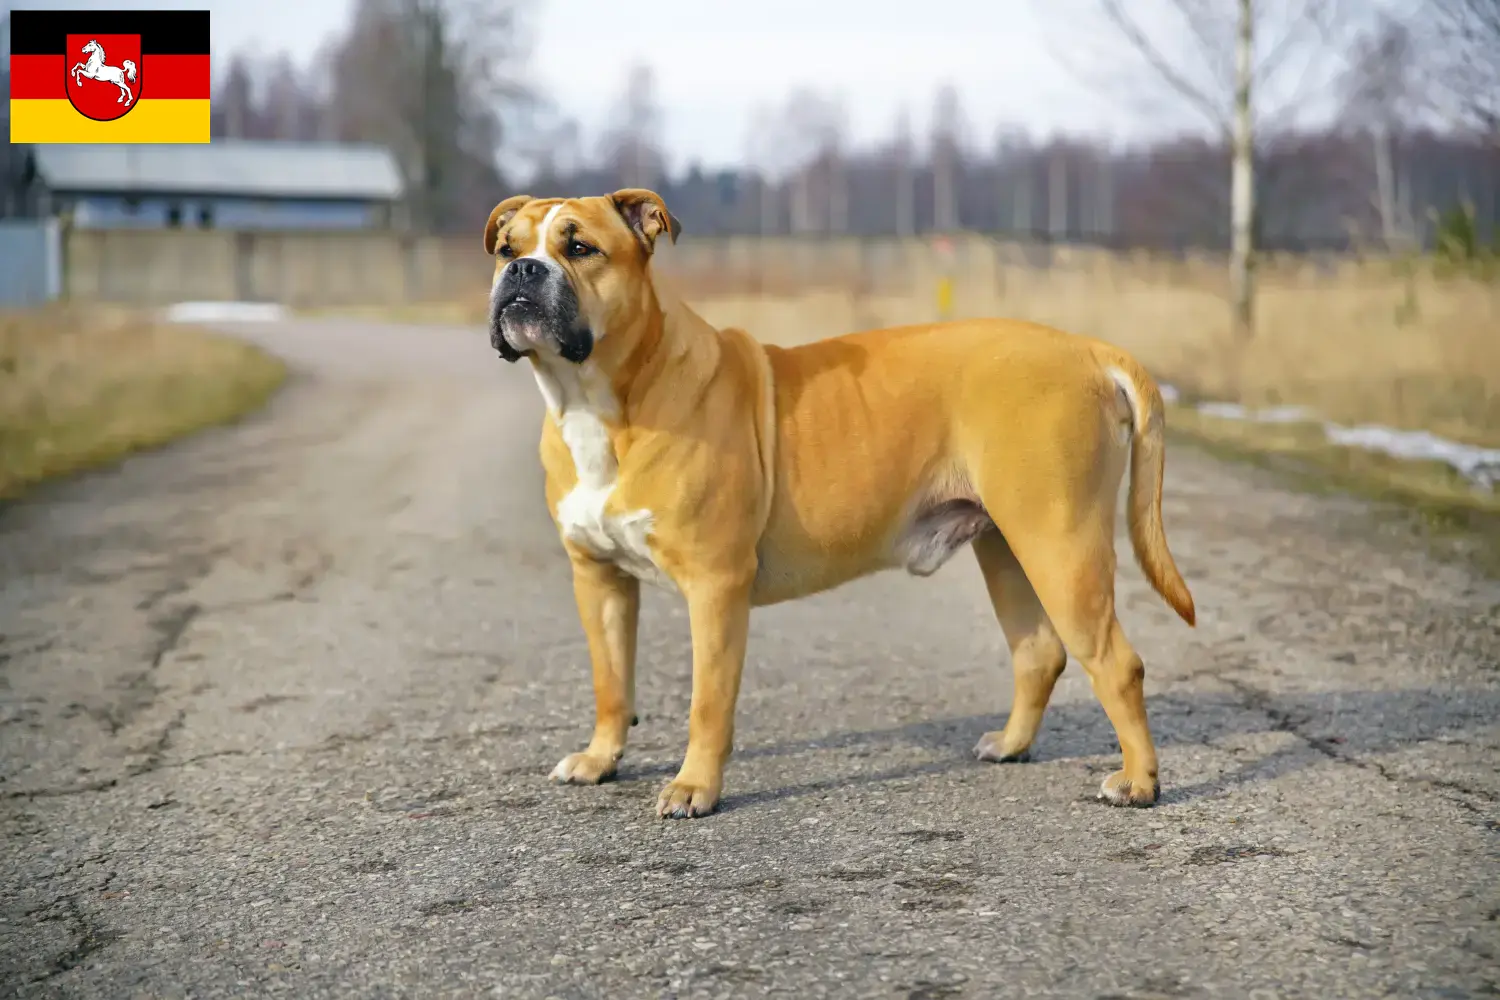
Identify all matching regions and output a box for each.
[507,257,546,281]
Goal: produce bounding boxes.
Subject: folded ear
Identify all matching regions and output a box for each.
[610,188,681,253]
[483,195,534,254]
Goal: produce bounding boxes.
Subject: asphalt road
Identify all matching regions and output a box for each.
[2,318,1497,1000]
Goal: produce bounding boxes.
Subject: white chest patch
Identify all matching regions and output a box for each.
[537,361,676,591]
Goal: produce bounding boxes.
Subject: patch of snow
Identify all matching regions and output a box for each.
[1254,405,1320,424]
[163,301,287,324]
[1323,424,1500,490]
[1195,401,1317,424]
[1195,401,1250,421]
[1155,381,1498,491]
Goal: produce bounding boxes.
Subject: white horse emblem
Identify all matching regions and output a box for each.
[70,39,137,107]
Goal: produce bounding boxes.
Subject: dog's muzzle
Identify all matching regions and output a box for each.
[489,258,593,364]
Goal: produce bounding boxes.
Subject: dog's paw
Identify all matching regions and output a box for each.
[1097,769,1159,808]
[549,751,618,785]
[655,778,720,819]
[972,730,1033,764]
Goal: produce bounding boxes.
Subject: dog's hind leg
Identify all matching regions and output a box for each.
[967,394,1159,805]
[970,530,1068,765]
[1008,523,1160,807]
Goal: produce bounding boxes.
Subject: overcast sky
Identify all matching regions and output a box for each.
[8,0,1374,174]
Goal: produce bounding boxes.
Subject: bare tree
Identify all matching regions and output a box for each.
[743,106,783,237]
[209,50,326,141]
[1042,0,1367,340]
[1341,14,1424,246]
[993,128,1036,236]
[533,117,584,179]
[1421,0,1500,142]
[821,102,851,235]
[328,0,530,232]
[214,54,257,139]
[1090,144,1117,239]
[806,91,849,234]
[304,37,344,142]
[1048,143,1069,239]
[0,12,9,105]
[597,64,666,190]
[892,108,916,237]
[772,88,845,234]
[262,54,318,140]
[1229,0,1254,341]
[0,9,19,218]
[929,84,968,232]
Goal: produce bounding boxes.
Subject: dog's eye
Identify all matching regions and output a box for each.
[565,240,596,259]
[498,243,515,259]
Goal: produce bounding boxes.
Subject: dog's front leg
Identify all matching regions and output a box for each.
[550,555,640,786]
[657,573,754,819]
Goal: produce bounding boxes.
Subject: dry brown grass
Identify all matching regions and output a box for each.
[0,305,287,499]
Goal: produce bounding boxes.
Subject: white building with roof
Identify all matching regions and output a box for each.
[5,139,405,231]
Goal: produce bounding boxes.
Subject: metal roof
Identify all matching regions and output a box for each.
[30,140,404,201]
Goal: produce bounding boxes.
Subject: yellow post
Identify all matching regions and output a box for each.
[936,275,954,321]
[932,235,956,322]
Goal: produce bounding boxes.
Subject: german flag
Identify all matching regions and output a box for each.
[9,10,211,144]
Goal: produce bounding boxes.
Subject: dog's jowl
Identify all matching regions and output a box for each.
[482,188,1196,819]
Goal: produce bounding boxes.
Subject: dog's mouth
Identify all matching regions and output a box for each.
[493,295,547,359]
[499,295,543,324]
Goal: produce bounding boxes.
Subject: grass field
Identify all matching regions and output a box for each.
[0,306,288,500]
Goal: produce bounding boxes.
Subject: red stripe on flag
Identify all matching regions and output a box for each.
[9,56,60,99]
[9,54,211,100]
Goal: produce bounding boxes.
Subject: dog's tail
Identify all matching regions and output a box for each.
[1102,351,1196,627]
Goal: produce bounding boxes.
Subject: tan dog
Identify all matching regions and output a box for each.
[483,188,1196,819]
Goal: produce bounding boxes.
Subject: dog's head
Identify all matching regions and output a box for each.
[483,189,681,365]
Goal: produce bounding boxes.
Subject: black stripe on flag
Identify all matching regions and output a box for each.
[8,9,210,56]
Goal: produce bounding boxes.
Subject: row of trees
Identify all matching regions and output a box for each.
[525,127,1496,249]
[206,4,1497,233]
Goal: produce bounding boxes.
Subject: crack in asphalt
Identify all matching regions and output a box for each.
[25,873,122,986]
[147,603,201,670]
[0,637,56,668]
[49,601,206,743]
[127,708,188,775]
[1217,675,1497,819]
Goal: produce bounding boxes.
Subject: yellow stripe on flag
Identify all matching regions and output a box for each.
[9,100,210,144]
